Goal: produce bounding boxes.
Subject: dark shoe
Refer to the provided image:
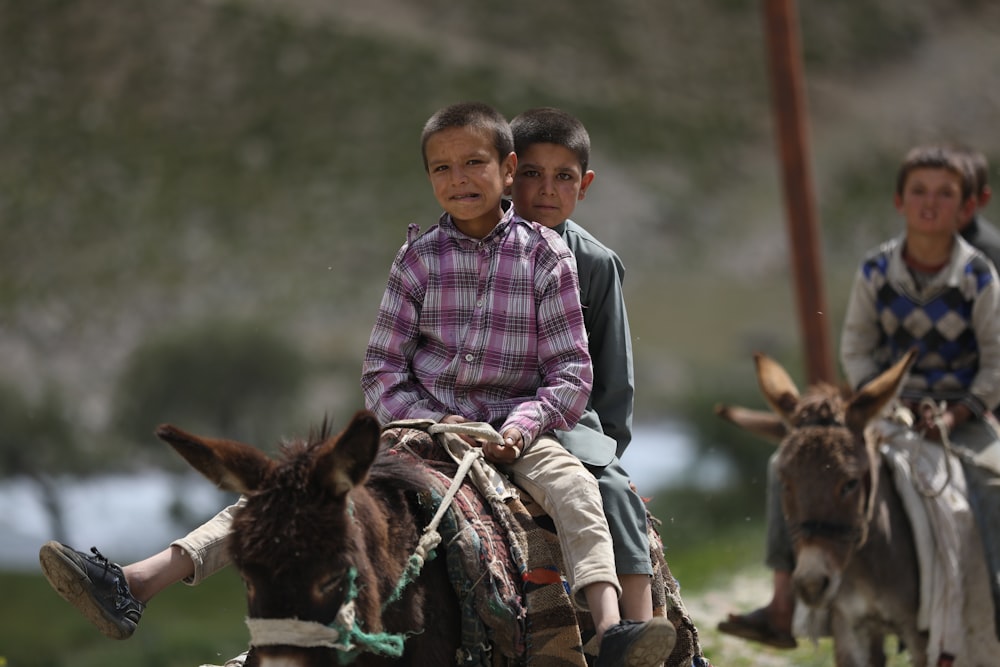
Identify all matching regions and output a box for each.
[717,606,796,649]
[596,617,676,667]
[39,541,145,639]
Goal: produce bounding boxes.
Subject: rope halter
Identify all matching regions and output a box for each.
[243,423,488,663]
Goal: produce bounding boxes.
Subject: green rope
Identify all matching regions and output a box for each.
[330,565,421,664]
[375,446,478,618]
[335,625,405,665]
[382,548,437,610]
[331,437,478,663]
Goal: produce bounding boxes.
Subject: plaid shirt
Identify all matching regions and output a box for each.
[362,205,592,445]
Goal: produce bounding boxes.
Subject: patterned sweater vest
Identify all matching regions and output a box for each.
[865,250,992,400]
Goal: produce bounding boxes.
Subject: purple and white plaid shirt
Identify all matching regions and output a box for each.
[362,205,593,445]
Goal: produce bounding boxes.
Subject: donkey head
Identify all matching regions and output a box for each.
[156,410,382,667]
[746,350,915,608]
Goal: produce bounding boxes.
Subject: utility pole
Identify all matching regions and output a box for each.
[761,0,836,385]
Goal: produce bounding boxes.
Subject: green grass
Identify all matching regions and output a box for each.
[0,532,913,667]
[662,523,765,593]
[0,568,248,667]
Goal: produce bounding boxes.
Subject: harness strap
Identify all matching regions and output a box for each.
[246,601,356,649]
[795,519,861,542]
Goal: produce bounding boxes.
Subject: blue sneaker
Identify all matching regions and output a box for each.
[596,617,676,667]
[39,541,145,639]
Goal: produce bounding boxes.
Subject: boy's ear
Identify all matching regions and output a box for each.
[578,170,596,200]
[893,192,904,212]
[502,151,517,188]
[979,185,992,209]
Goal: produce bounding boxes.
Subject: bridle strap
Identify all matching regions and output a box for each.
[247,600,356,649]
[793,519,861,543]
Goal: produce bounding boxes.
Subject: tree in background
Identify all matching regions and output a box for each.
[113,320,308,469]
[0,384,86,543]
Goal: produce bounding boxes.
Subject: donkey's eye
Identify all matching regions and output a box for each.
[842,479,859,496]
[242,577,257,601]
[316,575,342,598]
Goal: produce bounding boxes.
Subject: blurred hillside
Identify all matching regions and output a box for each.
[3,0,1000,449]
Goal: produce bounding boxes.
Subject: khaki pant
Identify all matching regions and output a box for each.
[496,434,621,609]
[172,497,244,585]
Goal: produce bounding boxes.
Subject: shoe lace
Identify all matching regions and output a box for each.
[90,546,112,572]
[90,546,134,612]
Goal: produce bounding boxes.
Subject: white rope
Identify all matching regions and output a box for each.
[246,599,357,649]
[428,421,504,443]
[914,398,955,498]
[416,443,484,559]
[398,423,502,561]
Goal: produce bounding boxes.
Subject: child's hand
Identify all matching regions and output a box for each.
[918,402,969,442]
[483,429,523,465]
[440,414,478,447]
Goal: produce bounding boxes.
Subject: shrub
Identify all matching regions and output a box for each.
[113,320,307,466]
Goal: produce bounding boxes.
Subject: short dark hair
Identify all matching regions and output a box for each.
[966,149,990,198]
[510,107,591,173]
[895,145,974,201]
[946,143,990,199]
[420,102,513,171]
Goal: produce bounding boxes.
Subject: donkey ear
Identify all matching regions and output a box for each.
[715,403,788,444]
[156,424,273,495]
[753,352,801,421]
[314,411,382,497]
[845,347,918,433]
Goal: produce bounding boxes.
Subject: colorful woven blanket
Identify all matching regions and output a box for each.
[381,425,707,667]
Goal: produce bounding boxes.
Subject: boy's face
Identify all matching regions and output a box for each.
[425,126,515,235]
[894,167,975,238]
[511,143,594,228]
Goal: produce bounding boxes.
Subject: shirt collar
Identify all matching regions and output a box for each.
[438,199,520,244]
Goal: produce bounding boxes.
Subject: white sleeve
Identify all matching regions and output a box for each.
[839,267,883,390]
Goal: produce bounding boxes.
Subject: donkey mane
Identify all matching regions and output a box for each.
[273,419,431,496]
[787,383,847,428]
[229,422,432,582]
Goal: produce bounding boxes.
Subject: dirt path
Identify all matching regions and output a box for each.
[684,568,806,666]
[683,566,910,666]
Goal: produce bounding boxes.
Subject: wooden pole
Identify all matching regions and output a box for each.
[761,0,836,385]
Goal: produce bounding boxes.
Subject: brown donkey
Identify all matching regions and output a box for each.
[159,411,462,667]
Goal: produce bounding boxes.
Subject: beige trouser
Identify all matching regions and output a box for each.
[173,434,621,610]
[498,434,620,610]
[172,497,244,585]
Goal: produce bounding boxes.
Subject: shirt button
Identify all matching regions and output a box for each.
[465,354,474,362]
[476,299,483,308]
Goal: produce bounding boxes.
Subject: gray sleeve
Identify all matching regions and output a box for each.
[970,267,1000,413]
[839,267,883,390]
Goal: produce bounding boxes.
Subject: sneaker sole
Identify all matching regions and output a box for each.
[624,616,677,667]
[38,541,135,640]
